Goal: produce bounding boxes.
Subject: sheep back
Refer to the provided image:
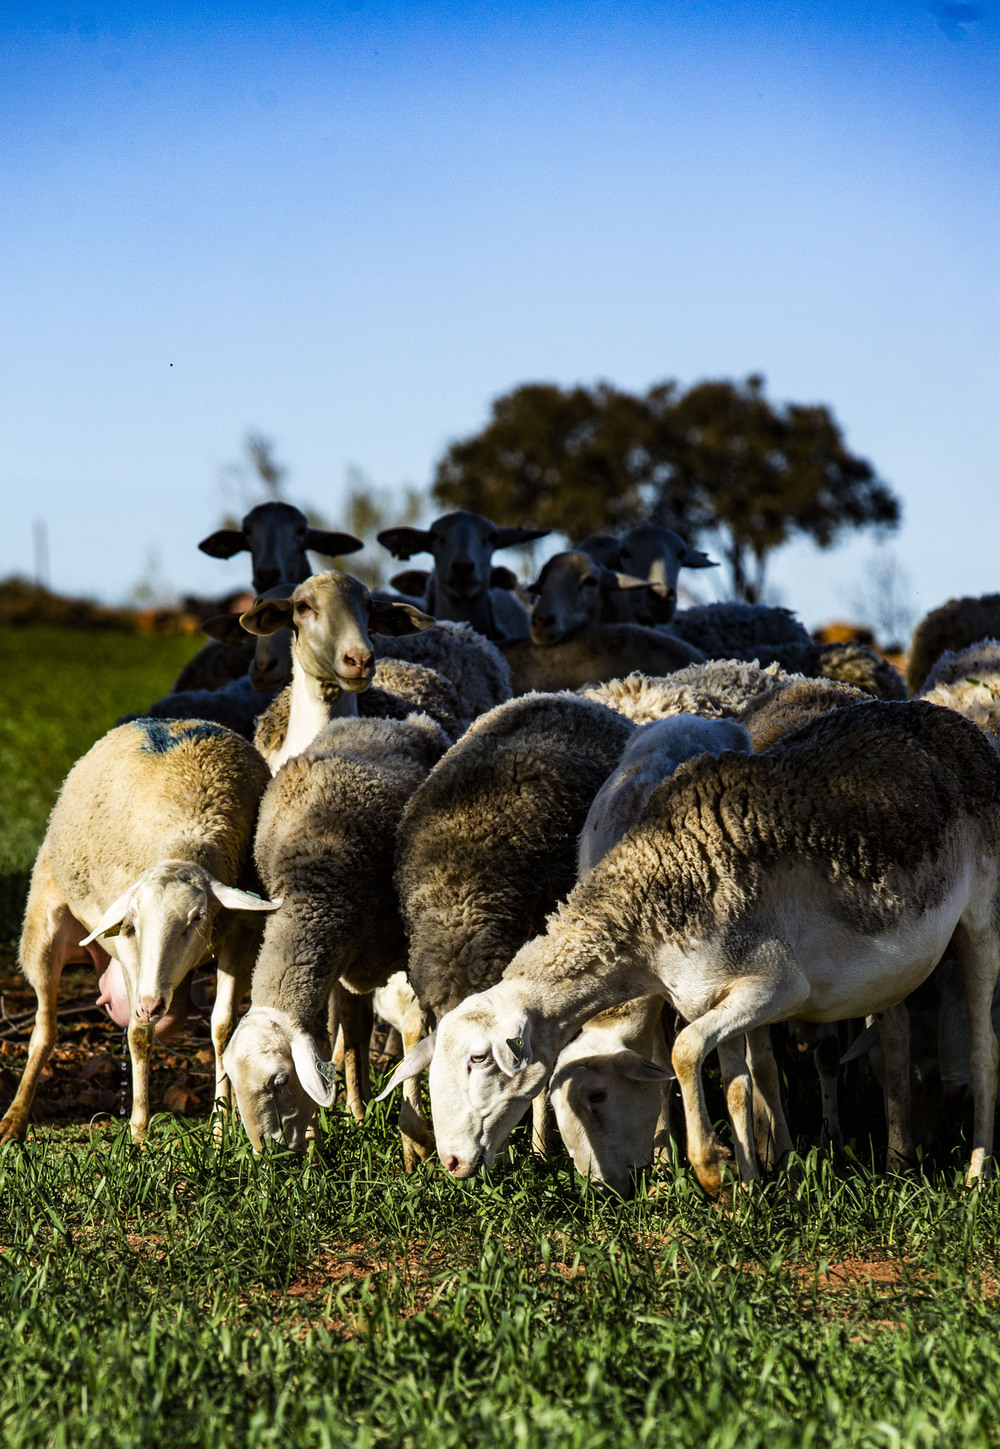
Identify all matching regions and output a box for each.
[171,637,256,693]
[374,619,512,721]
[918,638,1000,746]
[395,693,635,1019]
[739,677,868,753]
[582,659,795,725]
[501,625,705,696]
[670,602,810,656]
[908,595,1000,695]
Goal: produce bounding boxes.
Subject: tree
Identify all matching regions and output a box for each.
[433,376,900,601]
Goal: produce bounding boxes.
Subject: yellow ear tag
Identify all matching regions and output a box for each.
[102,922,122,938]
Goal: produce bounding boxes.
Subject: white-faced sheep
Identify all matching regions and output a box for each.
[222,713,450,1152]
[2,719,279,1144]
[380,693,635,1168]
[377,511,549,642]
[907,593,1000,695]
[383,701,1000,1191]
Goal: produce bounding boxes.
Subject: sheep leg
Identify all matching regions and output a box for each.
[813,1025,844,1153]
[337,986,374,1122]
[0,877,79,1144]
[875,1004,913,1170]
[745,1026,794,1173]
[717,1036,759,1187]
[672,951,808,1195]
[531,1090,549,1156]
[953,916,1000,1184]
[399,1000,435,1173]
[127,1020,155,1142]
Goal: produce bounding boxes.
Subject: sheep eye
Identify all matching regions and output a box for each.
[469,1051,490,1065]
[295,600,312,614]
[271,1073,289,1091]
[588,1088,607,1105]
[582,576,599,587]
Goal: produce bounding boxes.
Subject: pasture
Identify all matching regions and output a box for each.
[3,628,1000,1448]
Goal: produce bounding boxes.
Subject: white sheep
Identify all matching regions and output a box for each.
[381,700,1000,1191]
[1,719,280,1144]
[918,638,1000,745]
[222,712,450,1151]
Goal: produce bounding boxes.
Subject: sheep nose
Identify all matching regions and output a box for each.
[135,996,165,1022]
[255,567,281,589]
[341,647,374,676]
[444,1155,464,1175]
[450,560,476,581]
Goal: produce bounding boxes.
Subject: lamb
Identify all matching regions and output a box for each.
[582,659,795,726]
[550,715,753,1195]
[525,552,680,640]
[236,570,436,771]
[380,701,1000,1191]
[907,594,1000,695]
[384,693,635,1167]
[501,625,707,696]
[377,511,549,642]
[222,713,450,1152]
[1,719,279,1144]
[917,638,1000,745]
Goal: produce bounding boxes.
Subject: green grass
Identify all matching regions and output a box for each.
[3,1115,1000,1449]
[5,628,1000,1447]
[0,628,200,927]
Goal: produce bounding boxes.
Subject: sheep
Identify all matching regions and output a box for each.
[383,692,636,1168]
[236,570,436,771]
[907,594,1000,695]
[582,659,795,726]
[669,601,811,656]
[550,715,753,1195]
[199,500,363,593]
[740,640,907,701]
[380,700,1000,1191]
[575,535,623,568]
[373,619,513,723]
[222,712,450,1152]
[739,676,869,754]
[917,638,1000,744]
[525,552,679,640]
[377,511,549,642]
[255,657,465,762]
[1,719,279,1145]
[501,625,707,696]
[171,633,256,693]
[616,526,717,596]
[121,673,275,742]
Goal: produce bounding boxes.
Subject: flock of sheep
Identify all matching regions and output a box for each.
[6,499,1000,1199]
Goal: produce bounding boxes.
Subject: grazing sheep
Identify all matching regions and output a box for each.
[670,601,811,656]
[382,701,1000,1191]
[918,638,1000,745]
[377,511,549,642]
[383,693,635,1167]
[1,719,279,1144]
[739,677,868,754]
[583,659,795,726]
[526,551,678,641]
[907,594,1000,695]
[502,626,706,696]
[373,619,513,723]
[223,713,450,1151]
[550,715,753,1195]
[237,571,435,771]
[199,501,363,593]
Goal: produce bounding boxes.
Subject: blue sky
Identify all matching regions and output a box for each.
[2,1,997,630]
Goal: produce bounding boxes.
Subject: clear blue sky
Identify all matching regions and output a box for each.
[2,1,997,630]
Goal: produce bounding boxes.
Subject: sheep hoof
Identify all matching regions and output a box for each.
[0,1115,27,1146]
[692,1151,737,1197]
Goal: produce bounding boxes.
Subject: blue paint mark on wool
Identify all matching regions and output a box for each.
[134,718,227,754]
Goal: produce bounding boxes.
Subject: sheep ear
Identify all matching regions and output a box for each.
[201,612,246,646]
[303,529,364,557]
[612,1050,674,1083]
[199,529,249,559]
[79,888,134,946]
[377,527,434,561]
[390,569,431,596]
[373,1032,437,1101]
[489,565,519,591]
[240,596,295,636]
[495,526,550,549]
[607,571,659,595]
[368,600,436,636]
[208,882,283,912]
[679,547,717,569]
[493,1018,533,1076]
[290,1031,337,1107]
